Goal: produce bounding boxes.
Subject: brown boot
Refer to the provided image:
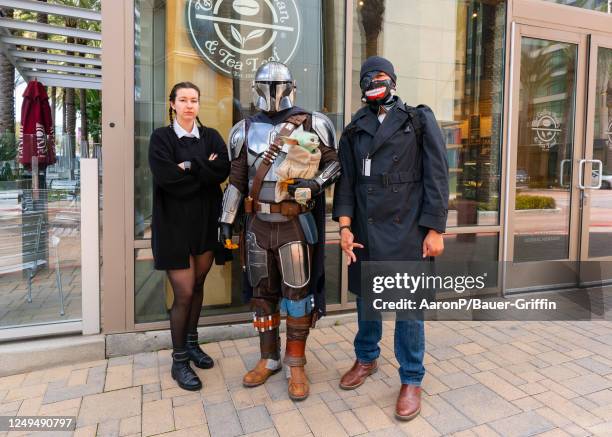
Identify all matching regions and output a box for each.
[395,384,421,421]
[243,359,282,387]
[245,307,282,388]
[285,314,311,400]
[287,365,309,401]
[339,360,378,390]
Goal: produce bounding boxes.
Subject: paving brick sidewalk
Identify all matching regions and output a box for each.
[1,320,612,436]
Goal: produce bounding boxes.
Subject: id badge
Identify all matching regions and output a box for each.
[362,158,371,176]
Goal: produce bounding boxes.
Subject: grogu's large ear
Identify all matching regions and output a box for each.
[279,135,298,145]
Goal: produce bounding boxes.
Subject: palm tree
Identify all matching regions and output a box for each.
[79,88,88,154]
[61,88,66,134]
[64,13,77,138]
[50,0,101,149]
[358,0,385,58]
[50,86,56,128]
[0,8,15,135]
[36,0,48,44]
[76,38,88,146]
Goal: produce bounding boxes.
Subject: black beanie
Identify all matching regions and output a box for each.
[360,56,397,84]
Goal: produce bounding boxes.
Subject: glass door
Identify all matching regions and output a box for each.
[505,25,587,291]
[579,34,612,286]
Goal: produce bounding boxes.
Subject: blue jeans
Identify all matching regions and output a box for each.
[354,297,425,385]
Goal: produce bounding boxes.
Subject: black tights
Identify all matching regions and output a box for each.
[167,252,214,349]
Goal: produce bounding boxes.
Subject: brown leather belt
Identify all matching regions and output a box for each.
[244,198,309,216]
[253,313,281,332]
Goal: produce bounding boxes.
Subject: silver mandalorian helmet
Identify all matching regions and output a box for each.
[252,61,296,113]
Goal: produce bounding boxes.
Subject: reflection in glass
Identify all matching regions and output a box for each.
[325,233,341,305]
[135,0,165,240]
[134,248,250,324]
[352,0,507,228]
[1,134,85,328]
[513,38,577,262]
[133,0,346,322]
[439,232,499,262]
[347,232,499,299]
[544,0,611,13]
[588,47,612,258]
[135,241,341,323]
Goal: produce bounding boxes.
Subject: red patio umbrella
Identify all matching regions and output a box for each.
[18,79,56,169]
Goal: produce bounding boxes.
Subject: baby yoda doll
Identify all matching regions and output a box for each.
[275,131,322,204]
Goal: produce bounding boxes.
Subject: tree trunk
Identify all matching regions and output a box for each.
[79,89,88,156]
[50,86,56,129]
[76,38,89,144]
[64,25,77,174]
[79,90,88,139]
[365,36,379,58]
[36,0,48,47]
[0,8,15,134]
[62,88,67,134]
[65,86,75,177]
[359,0,385,58]
[65,35,76,138]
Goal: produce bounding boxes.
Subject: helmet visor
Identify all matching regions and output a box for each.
[253,81,294,112]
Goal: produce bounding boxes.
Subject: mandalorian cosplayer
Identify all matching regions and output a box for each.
[219,61,340,400]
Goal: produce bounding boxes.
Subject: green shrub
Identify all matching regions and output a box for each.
[0,131,17,162]
[477,198,499,211]
[515,194,556,210]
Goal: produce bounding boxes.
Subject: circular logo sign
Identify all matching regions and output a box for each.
[186,0,301,80]
[531,111,561,150]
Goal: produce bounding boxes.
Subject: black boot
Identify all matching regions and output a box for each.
[171,349,202,391]
[186,332,214,369]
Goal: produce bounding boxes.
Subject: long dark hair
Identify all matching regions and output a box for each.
[168,81,204,128]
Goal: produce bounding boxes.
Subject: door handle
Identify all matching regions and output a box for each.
[560,159,571,187]
[578,159,603,190]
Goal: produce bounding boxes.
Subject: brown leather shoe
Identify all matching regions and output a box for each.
[243,359,281,387]
[339,360,378,390]
[287,366,309,401]
[395,384,421,421]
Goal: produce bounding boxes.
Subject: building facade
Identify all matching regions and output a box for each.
[7,0,607,340]
[99,0,612,335]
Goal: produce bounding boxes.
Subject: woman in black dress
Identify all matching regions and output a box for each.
[148,82,230,391]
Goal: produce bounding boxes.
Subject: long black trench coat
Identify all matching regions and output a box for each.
[332,99,449,295]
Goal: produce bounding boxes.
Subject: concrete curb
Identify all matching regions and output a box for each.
[106,311,356,357]
[0,334,106,377]
[0,313,357,375]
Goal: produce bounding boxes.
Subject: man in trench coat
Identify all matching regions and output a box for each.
[332,56,449,421]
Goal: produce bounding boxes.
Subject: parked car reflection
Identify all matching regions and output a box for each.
[516,168,530,187]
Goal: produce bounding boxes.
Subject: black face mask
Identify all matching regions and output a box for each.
[360,73,395,107]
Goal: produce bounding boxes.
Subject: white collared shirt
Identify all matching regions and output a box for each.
[173,119,200,139]
[378,107,387,124]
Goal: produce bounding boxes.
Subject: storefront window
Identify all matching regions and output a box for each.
[0,135,85,329]
[351,0,507,228]
[513,38,577,263]
[588,47,612,258]
[544,0,611,13]
[134,0,345,323]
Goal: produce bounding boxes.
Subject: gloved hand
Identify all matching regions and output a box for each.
[286,178,322,197]
[218,223,237,249]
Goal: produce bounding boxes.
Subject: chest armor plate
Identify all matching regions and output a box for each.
[246,121,305,183]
